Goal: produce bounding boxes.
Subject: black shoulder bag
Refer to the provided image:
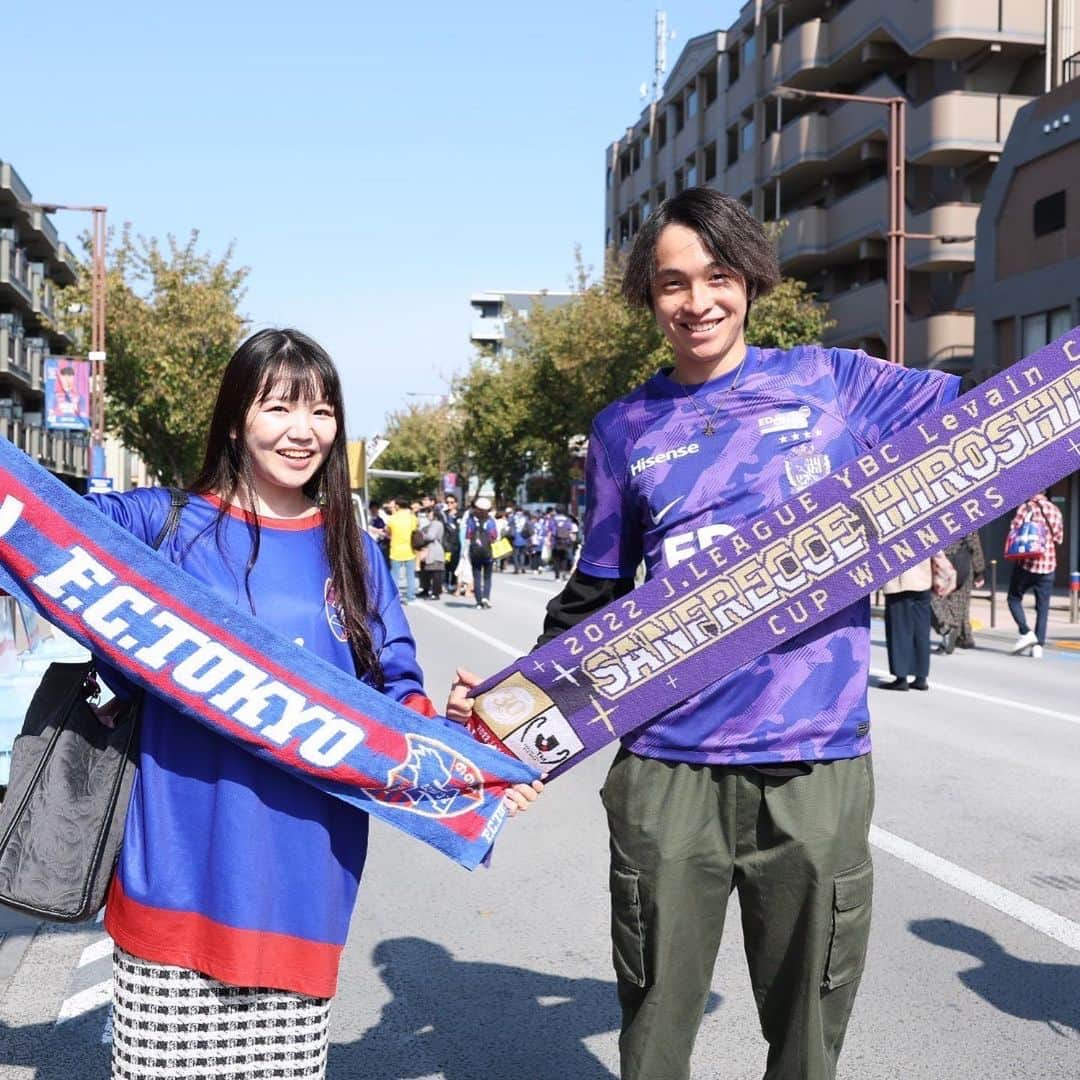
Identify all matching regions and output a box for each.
[0,489,188,922]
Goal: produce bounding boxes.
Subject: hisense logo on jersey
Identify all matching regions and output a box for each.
[630,442,700,477]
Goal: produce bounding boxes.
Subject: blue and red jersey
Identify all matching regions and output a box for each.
[90,488,436,997]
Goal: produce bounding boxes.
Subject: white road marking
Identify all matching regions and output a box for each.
[410,602,523,660]
[55,979,111,1024]
[871,825,1080,954]
[78,937,113,967]
[498,578,562,596]
[869,667,1079,726]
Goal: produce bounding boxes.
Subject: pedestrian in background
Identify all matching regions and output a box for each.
[366,499,389,564]
[510,504,532,574]
[418,503,446,600]
[466,496,498,609]
[550,505,578,580]
[442,492,461,594]
[881,559,933,690]
[1006,490,1064,659]
[385,496,418,604]
[932,533,985,652]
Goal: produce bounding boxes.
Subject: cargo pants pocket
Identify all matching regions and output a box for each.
[822,858,873,991]
[610,864,647,988]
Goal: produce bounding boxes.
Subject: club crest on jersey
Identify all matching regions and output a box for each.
[384,734,484,818]
[784,450,831,492]
[324,579,348,642]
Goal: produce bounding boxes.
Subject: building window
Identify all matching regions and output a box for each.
[674,168,685,194]
[632,140,641,171]
[727,45,741,86]
[655,113,667,149]
[686,84,697,119]
[703,67,718,106]
[655,182,666,204]
[1033,190,1066,236]
[704,142,718,181]
[1021,306,1071,355]
[741,119,756,153]
[742,34,756,69]
[673,98,685,134]
[726,125,740,167]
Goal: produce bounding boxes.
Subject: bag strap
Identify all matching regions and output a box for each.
[151,489,189,551]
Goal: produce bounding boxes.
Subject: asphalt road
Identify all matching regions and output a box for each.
[1,571,1078,1078]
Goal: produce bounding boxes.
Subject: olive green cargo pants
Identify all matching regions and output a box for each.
[601,751,875,1080]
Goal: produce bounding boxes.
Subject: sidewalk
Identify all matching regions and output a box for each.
[967,588,1080,650]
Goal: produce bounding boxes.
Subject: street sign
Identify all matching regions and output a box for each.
[366,436,389,466]
[87,476,114,494]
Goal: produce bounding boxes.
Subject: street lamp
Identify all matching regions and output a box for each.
[775,86,907,364]
[34,202,107,477]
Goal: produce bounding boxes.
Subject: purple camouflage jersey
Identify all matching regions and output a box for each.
[578,344,960,765]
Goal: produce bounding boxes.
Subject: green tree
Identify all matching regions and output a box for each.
[371,399,462,502]
[452,350,540,503]
[65,226,248,484]
[747,276,835,348]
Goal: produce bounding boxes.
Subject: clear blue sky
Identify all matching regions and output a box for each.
[6,1,738,437]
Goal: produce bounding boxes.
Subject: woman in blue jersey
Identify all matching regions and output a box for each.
[90,329,540,1080]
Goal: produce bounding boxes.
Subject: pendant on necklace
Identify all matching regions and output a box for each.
[703,422,716,436]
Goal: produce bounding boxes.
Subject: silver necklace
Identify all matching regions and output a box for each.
[677,351,749,436]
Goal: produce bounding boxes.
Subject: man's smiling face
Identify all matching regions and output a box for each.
[650,223,748,383]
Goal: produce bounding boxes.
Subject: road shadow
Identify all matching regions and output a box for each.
[329,936,721,1079]
[909,918,1080,1038]
[0,1005,111,1080]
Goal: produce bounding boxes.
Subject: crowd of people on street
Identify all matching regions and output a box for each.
[365,496,581,609]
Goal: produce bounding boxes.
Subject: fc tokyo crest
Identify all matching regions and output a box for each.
[383,734,484,818]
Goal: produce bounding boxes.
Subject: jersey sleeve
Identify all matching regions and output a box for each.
[576,422,642,579]
[82,488,175,702]
[829,348,961,448]
[85,487,173,547]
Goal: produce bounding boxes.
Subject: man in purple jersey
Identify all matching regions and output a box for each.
[536,188,960,1080]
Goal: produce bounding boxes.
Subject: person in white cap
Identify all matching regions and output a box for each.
[466,497,498,609]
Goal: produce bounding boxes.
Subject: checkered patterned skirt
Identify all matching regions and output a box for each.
[111,947,332,1079]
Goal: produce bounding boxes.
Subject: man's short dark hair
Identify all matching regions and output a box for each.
[622,187,780,312]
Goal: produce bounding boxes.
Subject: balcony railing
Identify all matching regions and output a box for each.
[1065,50,1080,86]
[471,317,505,342]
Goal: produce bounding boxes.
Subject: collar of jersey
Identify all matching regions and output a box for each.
[657,346,762,397]
[200,491,324,531]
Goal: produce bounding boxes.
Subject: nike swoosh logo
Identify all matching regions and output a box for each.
[652,496,683,525]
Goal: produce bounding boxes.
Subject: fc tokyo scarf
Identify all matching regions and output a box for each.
[0,456,540,871]
[468,329,1080,777]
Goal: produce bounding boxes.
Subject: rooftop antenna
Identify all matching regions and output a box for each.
[642,9,676,103]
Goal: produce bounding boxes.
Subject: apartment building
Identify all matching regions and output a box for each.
[971,78,1080,583]
[605,0,1076,373]
[0,159,87,485]
[470,290,574,358]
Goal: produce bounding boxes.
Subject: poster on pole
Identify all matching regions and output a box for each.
[44,357,91,431]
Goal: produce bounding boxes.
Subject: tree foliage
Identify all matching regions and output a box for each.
[371,400,462,502]
[66,226,248,485]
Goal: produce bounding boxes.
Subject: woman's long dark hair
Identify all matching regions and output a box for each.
[189,328,383,686]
